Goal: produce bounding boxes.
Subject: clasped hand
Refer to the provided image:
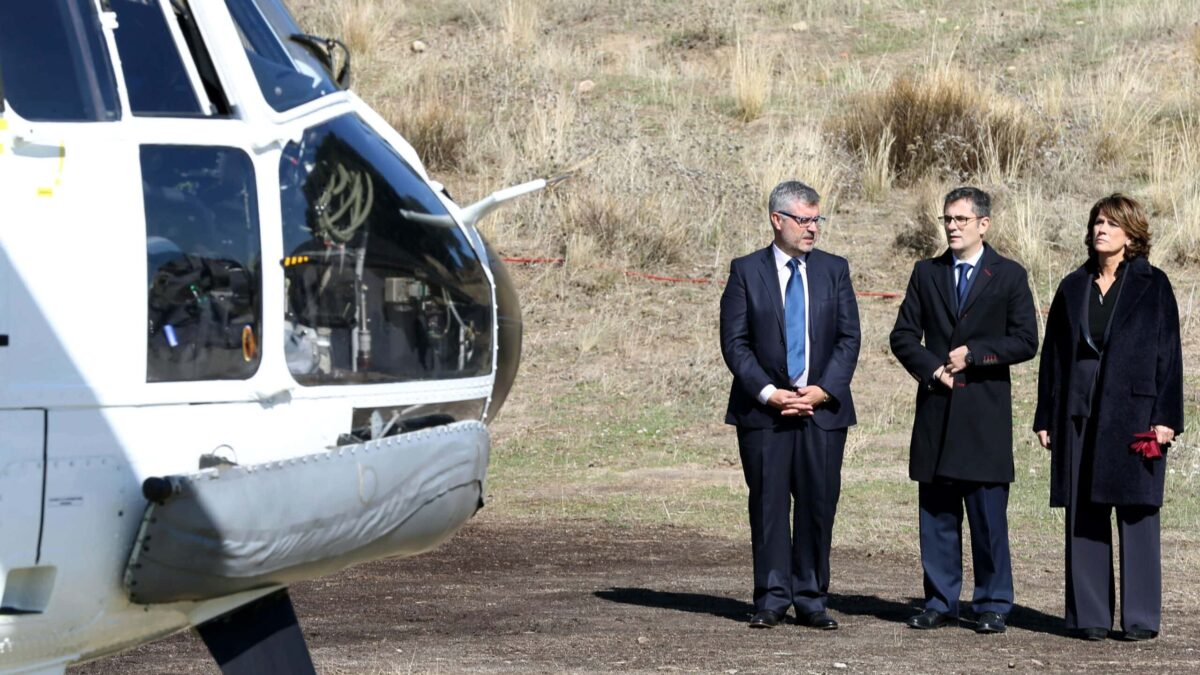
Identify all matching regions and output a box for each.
[769,386,827,417]
[933,346,971,389]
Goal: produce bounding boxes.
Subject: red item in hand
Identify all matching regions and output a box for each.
[1130,431,1162,459]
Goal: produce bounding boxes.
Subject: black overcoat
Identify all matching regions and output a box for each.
[1032,257,1185,507]
[720,246,861,431]
[889,245,1039,483]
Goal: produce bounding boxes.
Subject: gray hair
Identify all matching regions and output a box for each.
[768,181,820,215]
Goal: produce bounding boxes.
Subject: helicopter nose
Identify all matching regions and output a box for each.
[483,237,521,423]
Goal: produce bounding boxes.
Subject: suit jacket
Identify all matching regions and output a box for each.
[1033,256,1185,507]
[889,244,1038,483]
[720,246,860,431]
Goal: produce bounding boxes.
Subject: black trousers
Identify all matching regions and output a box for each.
[1065,417,1161,632]
[737,421,846,615]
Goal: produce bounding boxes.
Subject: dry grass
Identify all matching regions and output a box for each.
[894,176,947,259]
[859,124,894,202]
[501,0,541,50]
[748,123,845,222]
[1192,26,1200,68]
[332,0,399,63]
[730,38,772,123]
[1084,57,1162,167]
[833,66,1047,185]
[1145,119,1200,265]
[379,91,470,171]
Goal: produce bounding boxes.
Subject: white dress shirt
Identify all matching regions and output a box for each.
[757,245,811,404]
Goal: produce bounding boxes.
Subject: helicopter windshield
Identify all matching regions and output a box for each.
[223,0,340,112]
[280,114,493,386]
[0,0,120,121]
[108,0,205,116]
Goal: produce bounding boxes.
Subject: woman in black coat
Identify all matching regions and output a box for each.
[1033,194,1185,642]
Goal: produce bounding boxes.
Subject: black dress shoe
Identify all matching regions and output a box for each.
[749,609,784,629]
[907,609,954,629]
[1070,627,1109,641]
[1122,627,1157,641]
[975,611,1007,634]
[797,610,839,630]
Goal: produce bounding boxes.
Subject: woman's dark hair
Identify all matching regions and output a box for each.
[1085,193,1151,262]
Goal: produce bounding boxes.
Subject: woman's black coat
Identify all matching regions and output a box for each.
[1033,256,1185,507]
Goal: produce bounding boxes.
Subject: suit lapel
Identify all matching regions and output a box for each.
[931,251,958,320]
[959,245,998,316]
[756,246,785,335]
[1106,257,1152,337]
[1061,266,1090,343]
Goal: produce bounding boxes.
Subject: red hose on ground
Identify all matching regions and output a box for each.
[499,256,900,299]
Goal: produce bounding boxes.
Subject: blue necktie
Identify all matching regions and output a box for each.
[956,262,973,314]
[786,258,807,380]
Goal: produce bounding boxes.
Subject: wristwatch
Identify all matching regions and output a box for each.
[964,350,974,366]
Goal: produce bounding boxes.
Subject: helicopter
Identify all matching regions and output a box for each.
[0,0,538,672]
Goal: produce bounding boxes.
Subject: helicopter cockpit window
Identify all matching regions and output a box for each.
[142,145,262,382]
[0,0,120,121]
[109,0,205,116]
[223,0,339,112]
[280,114,493,385]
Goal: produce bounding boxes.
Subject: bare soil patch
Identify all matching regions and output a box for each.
[74,514,1200,673]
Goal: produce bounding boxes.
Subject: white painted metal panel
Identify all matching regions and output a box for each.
[0,410,45,574]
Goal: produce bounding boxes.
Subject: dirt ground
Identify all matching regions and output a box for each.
[73,513,1200,674]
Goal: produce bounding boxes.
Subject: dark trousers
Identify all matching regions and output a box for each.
[737,421,846,615]
[918,480,1013,617]
[1065,418,1161,632]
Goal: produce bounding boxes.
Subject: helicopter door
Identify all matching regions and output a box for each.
[0,410,48,612]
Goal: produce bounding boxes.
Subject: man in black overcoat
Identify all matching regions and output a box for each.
[721,181,861,630]
[889,187,1038,634]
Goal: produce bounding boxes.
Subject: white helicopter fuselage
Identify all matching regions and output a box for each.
[0,1,521,672]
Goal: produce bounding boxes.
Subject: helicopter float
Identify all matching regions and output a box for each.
[0,0,537,672]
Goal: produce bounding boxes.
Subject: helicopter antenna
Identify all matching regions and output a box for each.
[459,156,591,229]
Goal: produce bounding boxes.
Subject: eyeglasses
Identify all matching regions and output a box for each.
[776,211,826,226]
[939,215,981,226]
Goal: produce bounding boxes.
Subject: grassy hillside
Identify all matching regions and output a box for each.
[290,0,1200,573]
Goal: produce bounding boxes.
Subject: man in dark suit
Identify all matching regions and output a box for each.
[720,181,861,630]
[889,187,1038,634]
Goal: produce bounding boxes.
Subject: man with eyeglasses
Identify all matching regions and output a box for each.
[889,186,1038,635]
[720,181,861,630]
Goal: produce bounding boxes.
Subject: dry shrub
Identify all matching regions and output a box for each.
[748,124,845,219]
[833,67,1047,185]
[558,189,689,267]
[661,22,730,53]
[895,177,947,259]
[859,125,894,202]
[731,38,772,123]
[335,0,398,60]
[380,93,470,171]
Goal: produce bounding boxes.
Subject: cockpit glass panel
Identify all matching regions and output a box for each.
[223,0,338,112]
[142,145,262,382]
[279,114,493,385]
[0,0,120,121]
[109,0,203,116]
